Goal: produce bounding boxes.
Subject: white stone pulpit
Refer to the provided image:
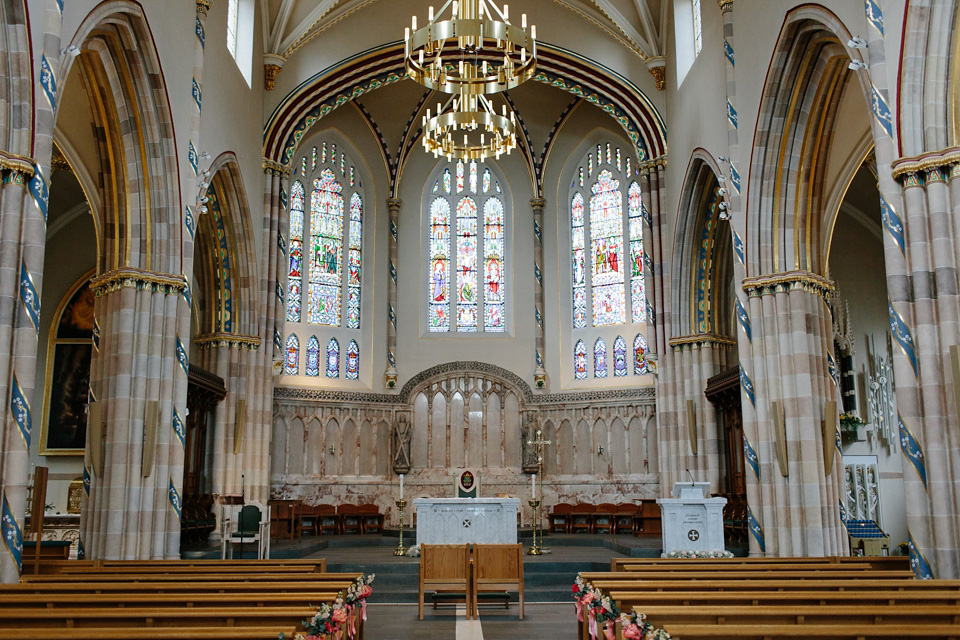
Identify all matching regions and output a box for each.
[657,482,726,556]
[413,498,520,546]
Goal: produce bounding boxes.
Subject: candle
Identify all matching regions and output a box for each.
[531,473,536,499]
[399,474,404,499]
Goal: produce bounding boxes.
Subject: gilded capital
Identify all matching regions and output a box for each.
[262,158,291,177]
[717,0,733,12]
[264,65,282,91]
[196,0,211,16]
[387,198,403,211]
[530,198,546,210]
[644,56,667,92]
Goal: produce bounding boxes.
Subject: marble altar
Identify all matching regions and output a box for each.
[414,497,520,545]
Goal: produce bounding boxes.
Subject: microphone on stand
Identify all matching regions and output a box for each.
[686,469,696,486]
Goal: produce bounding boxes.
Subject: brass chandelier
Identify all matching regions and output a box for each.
[405,0,536,159]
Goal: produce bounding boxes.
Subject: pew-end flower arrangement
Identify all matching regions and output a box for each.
[619,609,672,640]
[665,549,734,558]
[572,573,619,640]
[291,574,375,640]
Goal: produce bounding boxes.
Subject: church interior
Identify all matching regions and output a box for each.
[2,0,960,637]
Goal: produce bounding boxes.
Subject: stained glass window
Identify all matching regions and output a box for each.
[613,336,627,377]
[616,149,622,172]
[346,339,359,380]
[305,336,320,377]
[693,0,703,55]
[287,180,304,322]
[606,143,612,165]
[427,162,507,333]
[300,158,306,176]
[571,192,587,329]
[628,181,646,323]
[312,146,317,170]
[591,170,625,326]
[284,334,299,375]
[326,338,339,378]
[594,338,607,378]
[574,340,587,379]
[634,333,647,374]
[347,192,362,329]
[309,169,343,326]
[226,0,239,56]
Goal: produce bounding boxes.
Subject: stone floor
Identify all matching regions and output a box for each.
[363,603,575,640]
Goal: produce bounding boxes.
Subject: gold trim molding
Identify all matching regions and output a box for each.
[262,158,292,177]
[90,268,187,296]
[196,0,211,16]
[742,270,834,297]
[0,151,36,177]
[265,64,282,91]
[648,66,665,91]
[668,333,737,351]
[892,146,960,180]
[717,0,734,11]
[194,333,261,350]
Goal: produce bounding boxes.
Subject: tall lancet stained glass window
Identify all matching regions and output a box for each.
[285,142,364,329]
[284,334,299,376]
[427,160,506,333]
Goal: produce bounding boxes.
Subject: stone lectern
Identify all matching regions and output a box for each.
[657,482,726,556]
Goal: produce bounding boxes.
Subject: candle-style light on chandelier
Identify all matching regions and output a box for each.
[405,0,536,159]
[422,91,517,161]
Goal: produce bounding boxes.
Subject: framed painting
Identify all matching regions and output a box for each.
[39,274,94,455]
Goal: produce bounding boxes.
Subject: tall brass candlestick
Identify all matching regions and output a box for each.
[394,499,408,556]
[527,428,551,555]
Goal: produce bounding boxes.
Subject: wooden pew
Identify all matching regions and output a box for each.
[0,606,319,628]
[20,570,348,583]
[3,578,359,595]
[581,577,959,593]
[604,588,960,608]
[35,558,327,575]
[1,627,299,639]
[472,543,524,620]
[419,543,472,620]
[609,556,910,571]
[0,590,345,609]
[659,623,960,639]
[617,603,960,626]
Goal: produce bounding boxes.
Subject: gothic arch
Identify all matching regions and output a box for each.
[748,7,867,275]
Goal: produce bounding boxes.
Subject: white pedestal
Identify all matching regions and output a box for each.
[657,482,726,555]
[413,498,520,545]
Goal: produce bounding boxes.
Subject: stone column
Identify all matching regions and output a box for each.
[741,272,846,556]
[531,198,547,388]
[0,0,62,582]
[81,270,188,559]
[385,198,400,388]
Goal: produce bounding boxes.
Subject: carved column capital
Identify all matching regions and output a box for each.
[196,0,211,16]
[262,158,291,178]
[645,56,667,92]
[717,0,733,12]
[263,54,286,91]
[529,198,546,211]
[387,198,403,211]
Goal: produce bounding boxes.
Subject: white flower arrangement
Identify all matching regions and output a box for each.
[665,549,734,558]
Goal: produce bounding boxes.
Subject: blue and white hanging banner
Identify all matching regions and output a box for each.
[732,228,746,266]
[195,17,205,48]
[82,466,91,496]
[646,300,655,325]
[172,408,185,446]
[87,386,96,405]
[10,374,31,449]
[279,186,287,209]
[28,165,49,223]
[39,54,57,112]
[168,478,182,521]
[184,205,196,240]
[730,163,742,194]
[827,352,841,389]
[865,0,884,35]
[191,78,202,112]
[188,141,199,176]
[273,328,282,352]
[390,220,398,242]
[724,38,735,66]
[879,192,905,254]
[389,260,397,284]
[175,337,189,375]
[747,504,765,553]
[275,280,284,304]
[181,280,192,308]
[534,219,542,244]
[535,306,543,330]
[387,350,396,368]
[888,302,920,379]
[536,350,543,368]
[740,365,756,407]
[388,303,397,329]
[55,0,63,12]
[744,436,760,480]
[640,200,652,227]
[277,230,286,256]
[898,413,927,489]
[908,530,933,579]
[644,252,654,275]
[726,100,738,129]
[835,426,842,454]
[535,263,543,287]
[19,261,40,332]
[871,86,894,139]
[736,298,752,342]
[838,498,847,522]
[92,317,101,351]
[2,493,23,574]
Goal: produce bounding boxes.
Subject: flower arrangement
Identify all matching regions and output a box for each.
[572,573,620,640]
[291,574,375,640]
[665,549,734,559]
[405,544,421,557]
[839,412,864,433]
[618,609,673,640]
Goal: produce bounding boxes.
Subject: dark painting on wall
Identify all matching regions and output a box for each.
[45,342,92,451]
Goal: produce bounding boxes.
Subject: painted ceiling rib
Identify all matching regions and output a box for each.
[658,0,668,52]
[632,0,661,56]
[269,0,298,53]
[590,0,653,57]
[277,0,339,57]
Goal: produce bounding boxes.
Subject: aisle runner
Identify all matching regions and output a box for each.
[455,605,485,640]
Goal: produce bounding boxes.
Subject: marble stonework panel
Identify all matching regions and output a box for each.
[413,498,520,545]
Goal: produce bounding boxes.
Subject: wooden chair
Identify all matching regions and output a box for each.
[591,503,617,534]
[419,544,472,620]
[221,503,270,559]
[316,504,339,536]
[297,505,318,538]
[571,503,595,533]
[358,503,384,534]
[614,503,639,534]
[472,543,524,619]
[339,504,361,534]
[548,503,573,533]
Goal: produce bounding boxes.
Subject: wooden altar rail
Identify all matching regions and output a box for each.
[609,556,910,571]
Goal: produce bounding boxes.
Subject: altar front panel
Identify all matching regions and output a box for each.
[414,498,520,545]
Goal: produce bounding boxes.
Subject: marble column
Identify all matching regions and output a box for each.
[385,198,400,388]
[531,198,547,388]
[741,272,846,556]
[0,0,61,582]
